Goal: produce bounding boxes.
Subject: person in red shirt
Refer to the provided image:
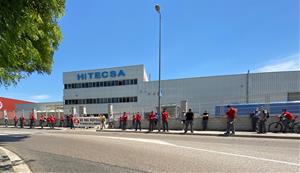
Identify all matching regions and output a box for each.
[46,115,51,127]
[29,112,35,129]
[14,115,18,128]
[148,111,156,132]
[135,112,142,131]
[52,116,56,129]
[40,114,45,129]
[282,109,295,132]
[224,105,237,136]
[122,112,128,130]
[162,109,169,132]
[60,115,65,127]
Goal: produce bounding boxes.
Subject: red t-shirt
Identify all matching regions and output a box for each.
[148,112,156,121]
[226,108,236,119]
[136,113,141,121]
[162,112,169,121]
[284,111,295,120]
[132,115,136,121]
[40,115,45,121]
[122,114,128,121]
[30,114,35,120]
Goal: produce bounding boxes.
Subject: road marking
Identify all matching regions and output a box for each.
[0,147,32,173]
[173,145,300,167]
[97,136,175,146]
[98,136,300,167]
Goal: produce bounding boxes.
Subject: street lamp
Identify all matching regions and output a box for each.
[155,4,162,132]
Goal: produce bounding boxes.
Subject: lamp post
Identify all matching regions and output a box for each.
[155,4,162,132]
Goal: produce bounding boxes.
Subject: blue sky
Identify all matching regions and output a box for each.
[1,0,299,102]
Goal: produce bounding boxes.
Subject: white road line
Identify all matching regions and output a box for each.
[0,147,32,173]
[97,136,300,167]
[173,145,300,167]
[98,136,175,146]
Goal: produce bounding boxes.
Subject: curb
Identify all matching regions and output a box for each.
[98,129,300,140]
[0,147,32,173]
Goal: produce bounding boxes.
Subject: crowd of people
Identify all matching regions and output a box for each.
[2,107,296,134]
[7,113,77,129]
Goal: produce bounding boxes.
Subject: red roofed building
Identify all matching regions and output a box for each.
[0,97,33,120]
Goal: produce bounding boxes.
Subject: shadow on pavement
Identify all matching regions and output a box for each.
[0,134,31,144]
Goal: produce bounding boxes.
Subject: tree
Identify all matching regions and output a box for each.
[0,0,65,86]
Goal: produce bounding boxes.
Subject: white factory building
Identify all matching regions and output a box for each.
[63,65,300,117]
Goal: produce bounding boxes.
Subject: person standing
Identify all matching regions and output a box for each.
[14,115,18,128]
[29,112,35,129]
[148,111,156,132]
[60,115,65,127]
[135,112,142,131]
[20,114,25,128]
[250,108,259,132]
[4,114,8,127]
[202,110,209,131]
[52,115,56,129]
[184,109,194,133]
[162,109,169,132]
[100,114,106,130]
[122,112,128,130]
[108,114,114,128]
[257,106,268,134]
[224,105,237,136]
[70,115,75,129]
[132,114,136,129]
[40,114,45,129]
[119,116,123,129]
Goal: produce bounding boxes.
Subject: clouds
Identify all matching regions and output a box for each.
[254,54,300,73]
[31,94,51,101]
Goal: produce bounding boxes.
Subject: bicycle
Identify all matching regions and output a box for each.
[268,115,300,133]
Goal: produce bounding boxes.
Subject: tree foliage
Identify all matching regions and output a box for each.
[0,0,65,86]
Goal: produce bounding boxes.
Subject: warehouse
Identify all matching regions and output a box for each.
[63,64,300,117]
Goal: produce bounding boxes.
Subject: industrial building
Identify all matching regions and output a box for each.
[0,97,32,120]
[63,65,300,117]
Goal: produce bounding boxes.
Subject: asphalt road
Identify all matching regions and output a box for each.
[0,128,299,173]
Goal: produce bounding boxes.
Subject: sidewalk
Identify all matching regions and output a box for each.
[0,147,32,173]
[94,128,300,140]
[0,148,13,173]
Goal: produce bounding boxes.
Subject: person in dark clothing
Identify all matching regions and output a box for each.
[202,110,209,131]
[184,109,194,133]
[257,106,268,134]
[14,116,18,128]
[250,108,259,132]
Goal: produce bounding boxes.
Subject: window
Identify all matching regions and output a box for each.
[112,98,118,103]
[288,92,300,101]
